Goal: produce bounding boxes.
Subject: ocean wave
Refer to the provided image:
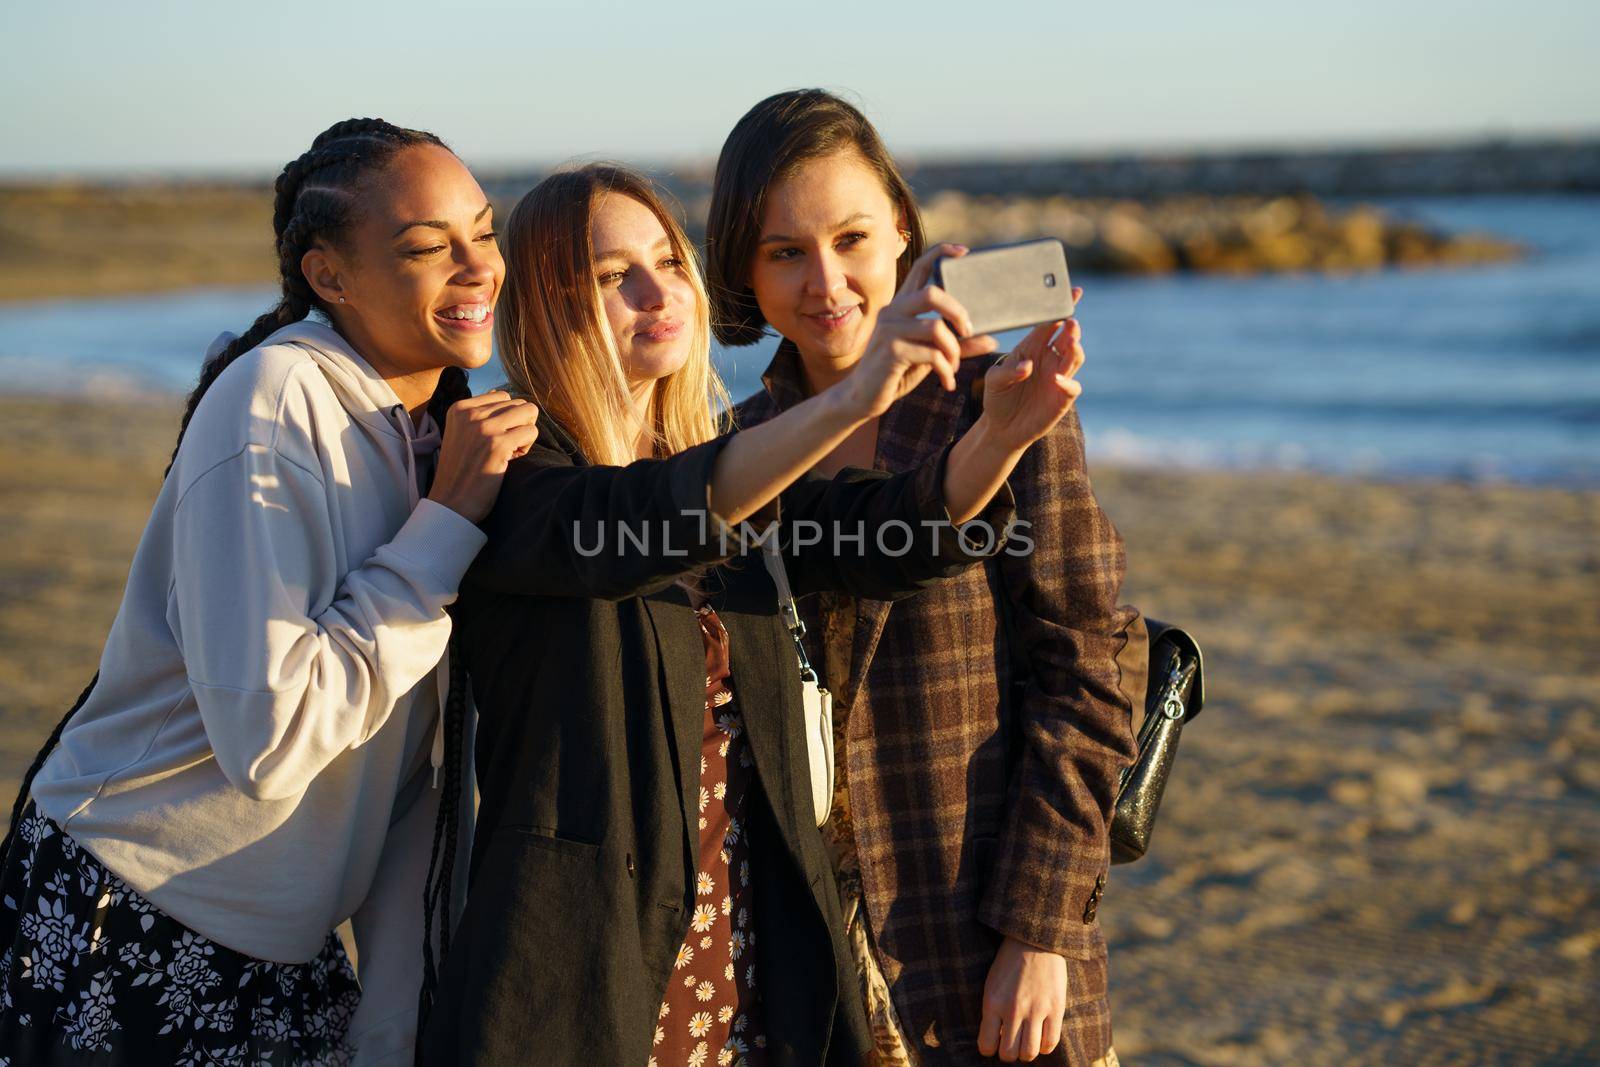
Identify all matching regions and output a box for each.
[1086,425,1600,487]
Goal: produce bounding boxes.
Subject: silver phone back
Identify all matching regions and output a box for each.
[935,239,1075,336]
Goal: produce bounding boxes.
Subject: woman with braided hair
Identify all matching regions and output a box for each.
[0,118,533,1065]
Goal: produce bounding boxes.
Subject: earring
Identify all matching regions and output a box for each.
[338,297,346,304]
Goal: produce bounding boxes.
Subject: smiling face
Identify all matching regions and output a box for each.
[589,192,698,388]
[308,143,503,386]
[748,149,908,381]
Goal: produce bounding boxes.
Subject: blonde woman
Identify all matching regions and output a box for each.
[417,164,1087,1066]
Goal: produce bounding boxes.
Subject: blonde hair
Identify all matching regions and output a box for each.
[495,164,729,467]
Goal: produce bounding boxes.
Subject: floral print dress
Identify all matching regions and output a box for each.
[650,606,767,1067]
[810,591,916,1065]
[0,801,358,1066]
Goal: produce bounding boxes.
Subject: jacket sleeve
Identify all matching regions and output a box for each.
[776,442,1017,601]
[465,431,745,601]
[978,408,1144,959]
[168,446,485,802]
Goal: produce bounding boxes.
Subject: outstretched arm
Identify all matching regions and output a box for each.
[708,244,996,526]
[472,244,1004,601]
[715,250,1086,541]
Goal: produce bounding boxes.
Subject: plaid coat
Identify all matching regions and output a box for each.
[734,342,1146,1064]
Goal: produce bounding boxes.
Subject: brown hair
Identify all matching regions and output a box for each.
[705,89,926,347]
[495,164,728,466]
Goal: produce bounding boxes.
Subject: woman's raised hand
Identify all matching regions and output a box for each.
[973,288,1087,453]
[835,244,999,420]
[427,391,541,524]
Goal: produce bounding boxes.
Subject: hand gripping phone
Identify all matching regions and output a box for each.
[930,238,1075,336]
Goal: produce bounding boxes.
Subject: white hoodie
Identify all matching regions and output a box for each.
[32,322,482,995]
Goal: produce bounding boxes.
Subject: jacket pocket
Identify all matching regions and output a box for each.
[499,824,602,857]
[437,825,640,1063]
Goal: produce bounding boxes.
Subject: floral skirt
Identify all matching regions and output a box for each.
[0,802,359,1065]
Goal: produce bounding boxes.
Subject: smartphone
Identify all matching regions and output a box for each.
[931,238,1075,336]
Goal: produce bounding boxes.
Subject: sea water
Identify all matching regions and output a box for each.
[2,196,1595,486]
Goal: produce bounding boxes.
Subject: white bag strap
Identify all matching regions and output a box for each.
[759,538,819,685]
[761,536,836,828]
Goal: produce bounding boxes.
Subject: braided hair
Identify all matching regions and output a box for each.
[414,368,473,1047]
[168,117,448,473]
[416,640,468,1047]
[0,118,451,895]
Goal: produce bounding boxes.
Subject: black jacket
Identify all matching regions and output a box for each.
[419,414,1013,1066]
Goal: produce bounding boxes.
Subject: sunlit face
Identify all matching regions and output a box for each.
[590,192,697,387]
[748,150,908,377]
[313,143,503,378]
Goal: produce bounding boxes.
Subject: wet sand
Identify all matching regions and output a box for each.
[0,395,1595,1063]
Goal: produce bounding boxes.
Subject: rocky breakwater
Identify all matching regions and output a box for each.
[918,192,1522,275]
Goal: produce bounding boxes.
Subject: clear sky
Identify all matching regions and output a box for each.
[2,0,1595,176]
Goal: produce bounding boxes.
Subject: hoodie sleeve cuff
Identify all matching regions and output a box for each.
[385,498,489,595]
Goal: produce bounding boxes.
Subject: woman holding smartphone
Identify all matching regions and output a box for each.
[415,163,1086,1066]
[708,90,1145,1066]
[0,119,531,1065]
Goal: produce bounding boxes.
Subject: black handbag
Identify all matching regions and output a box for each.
[994,606,1206,866]
[964,371,1205,865]
[1109,620,1204,864]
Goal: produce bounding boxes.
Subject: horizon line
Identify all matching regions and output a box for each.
[4,127,1598,186]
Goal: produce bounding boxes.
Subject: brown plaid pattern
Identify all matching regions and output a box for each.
[734,342,1145,1064]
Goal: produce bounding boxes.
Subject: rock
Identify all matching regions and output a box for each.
[1247,231,1315,272]
[1439,232,1522,266]
[1126,913,1177,942]
[1386,225,1444,266]
[1330,778,1371,806]
[1469,766,1514,795]
[1459,693,1500,736]
[917,190,1520,276]
[1094,209,1178,274]
[1241,196,1303,240]
[1337,207,1388,268]
[1374,807,1425,834]
[1373,765,1428,808]
[1556,929,1600,960]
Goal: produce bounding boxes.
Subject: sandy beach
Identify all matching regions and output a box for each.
[0,394,1595,1063]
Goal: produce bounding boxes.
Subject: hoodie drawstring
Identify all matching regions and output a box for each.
[386,403,451,790]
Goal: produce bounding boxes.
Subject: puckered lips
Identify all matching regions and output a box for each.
[434,301,493,333]
[634,317,683,343]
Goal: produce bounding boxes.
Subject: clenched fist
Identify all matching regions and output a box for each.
[427,391,540,524]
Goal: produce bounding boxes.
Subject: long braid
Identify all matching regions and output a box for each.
[414,364,474,1051]
[1,117,448,866]
[416,640,468,1047]
[0,673,97,864]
